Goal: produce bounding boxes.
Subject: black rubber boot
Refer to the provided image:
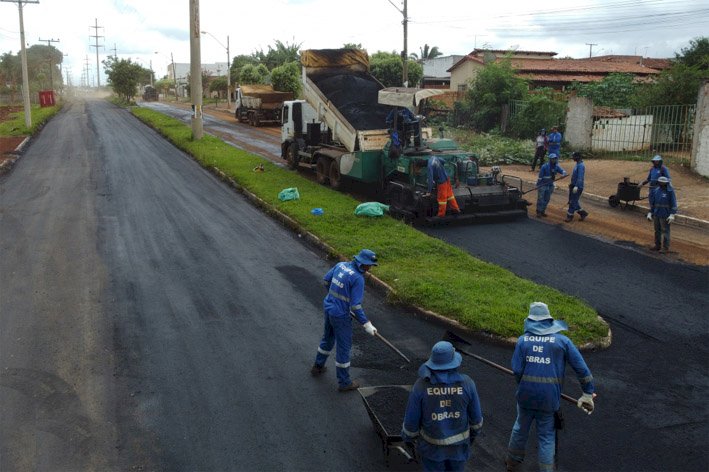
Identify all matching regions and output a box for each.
[310,365,327,376]
[337,381,360,392]
[578,210,589,221]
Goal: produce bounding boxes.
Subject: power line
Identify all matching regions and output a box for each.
[89,18,104,88]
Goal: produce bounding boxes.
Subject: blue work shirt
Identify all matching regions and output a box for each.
[512,323,594,412]
[426,156,449,193]
[547,131,562,154]
[402,366,483,462]
[645,165,671,188]
[571,160,585,190]
[537,161,567,188]
[649,185,678,218]
[323,261,369,324]
[386,107,415,126]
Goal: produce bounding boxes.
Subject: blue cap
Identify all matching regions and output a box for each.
[424,341,462,371]
[354,249,378,266]
[528,302,552,321]
[548,153,558,159]
[652,155,662,162]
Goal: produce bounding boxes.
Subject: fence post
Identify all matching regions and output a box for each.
[691,80,709,177]
[565,94,593,151]
[500,104,509,133]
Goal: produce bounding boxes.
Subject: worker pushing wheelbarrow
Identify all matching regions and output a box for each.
[608,176,648,209]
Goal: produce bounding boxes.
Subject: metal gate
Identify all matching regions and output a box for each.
[591,104,695,161]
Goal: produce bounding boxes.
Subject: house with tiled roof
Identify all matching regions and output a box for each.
[448,48,667,93]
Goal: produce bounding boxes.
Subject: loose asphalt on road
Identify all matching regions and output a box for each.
[1,99,707,471]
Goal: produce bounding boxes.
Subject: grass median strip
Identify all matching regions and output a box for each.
[132,107,609,347]
[0,104,62,136]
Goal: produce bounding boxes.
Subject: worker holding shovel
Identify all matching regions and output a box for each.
[535,153,567,218]
[310,249,379,392]
[505,302,596,472]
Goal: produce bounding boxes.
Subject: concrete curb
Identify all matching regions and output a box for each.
[0,136,31,176]
[208,166,611,351]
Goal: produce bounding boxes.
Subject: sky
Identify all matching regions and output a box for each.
[1,0,707,86]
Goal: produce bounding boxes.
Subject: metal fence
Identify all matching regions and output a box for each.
[591,104,695,160]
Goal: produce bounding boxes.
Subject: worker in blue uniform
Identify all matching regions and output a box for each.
[565,152,589,222]
[535,153,567,217]
[311,249,378,392]
[402,341,483,472]
[387,107,421,148]
[647,176,678,253]
[640,155,671,191]
[546,126,562,157]
[506,302,596,472]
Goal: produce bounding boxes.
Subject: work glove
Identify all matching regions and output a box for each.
[363,321,378,336]
[577,393,595,415]
[553,184,558,190]
[667,214,675,224]
[647,212,653,221]
[573,186,579,194]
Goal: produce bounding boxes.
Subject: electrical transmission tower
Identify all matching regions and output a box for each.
[89,18,104,87]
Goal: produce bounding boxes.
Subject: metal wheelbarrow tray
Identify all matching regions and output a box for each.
[358,385,416,466]
[609,178,646,209]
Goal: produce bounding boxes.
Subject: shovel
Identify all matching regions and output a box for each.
[443,330,587,407]
[351,312,411,363]
[521,174,569,195]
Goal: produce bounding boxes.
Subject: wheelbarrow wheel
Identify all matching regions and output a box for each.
[609,194,620,208]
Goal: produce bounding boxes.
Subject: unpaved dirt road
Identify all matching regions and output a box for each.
[1,98,707,471]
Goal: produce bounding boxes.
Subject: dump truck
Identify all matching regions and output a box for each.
[235,85,294,126]
[280,48,528,223]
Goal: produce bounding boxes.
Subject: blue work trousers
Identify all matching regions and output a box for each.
[507,405,556,472]
[314,313,353,387]
[420,457,467,472]
[567,188,584,215]
[653,215,671,249]
[536,184,553,214]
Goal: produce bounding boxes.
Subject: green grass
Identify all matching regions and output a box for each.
[131,107,610,346]
[0,104,62,136]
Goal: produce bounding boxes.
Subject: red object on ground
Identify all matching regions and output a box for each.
[39,90,55,107]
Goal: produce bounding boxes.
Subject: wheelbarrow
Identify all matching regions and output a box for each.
[608,177,647,209]
[358,385,417,466]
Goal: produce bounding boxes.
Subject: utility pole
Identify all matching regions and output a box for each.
[89,18,104,87]
[38,37,59,90]
[171,52,179,101]
[226,35,231,109]
[84,55,91,88]
[189,0,203,139]
[387,0,408,87]
[586,43,598,58]
[2,0,39,129]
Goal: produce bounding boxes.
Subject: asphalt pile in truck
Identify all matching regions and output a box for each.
[310,70,391,131]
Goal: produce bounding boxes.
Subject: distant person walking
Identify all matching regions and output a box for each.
[402,341,484,472]
[535,153,567,218]
[505,302,596,472]
[546,126,562,158]
[647,176,678,253]
[311,249,379,392]
[531,129,547,172]
[565,152,589,222]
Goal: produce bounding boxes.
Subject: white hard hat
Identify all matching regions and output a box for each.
[651,155,663,162]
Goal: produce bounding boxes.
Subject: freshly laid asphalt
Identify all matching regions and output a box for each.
[0,99,707,471]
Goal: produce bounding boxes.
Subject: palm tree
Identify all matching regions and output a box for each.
[410,44,443,63]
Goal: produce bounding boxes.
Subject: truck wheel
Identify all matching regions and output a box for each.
[316,157,330,185]
[286,142,299,170]
[328,160,342,189]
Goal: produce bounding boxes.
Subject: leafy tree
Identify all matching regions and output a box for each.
[571,73,637,108]
[253,40,301,70]
[26,44,64,90]
[209,76,228,94]
[103,57,148,102]
[230,54,259,84]
[369,51,422,87]
[510,89,567,138]
[343,43,364,50]
[270,61,301,96]
[0,52,20,100]
[676,36,709,69]
[410,44,442,63]
[459,59,528,131]
[154,78,173,96]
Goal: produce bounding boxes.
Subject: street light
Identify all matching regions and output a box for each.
[200,30,231,109]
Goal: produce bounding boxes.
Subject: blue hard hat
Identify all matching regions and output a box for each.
[354,249,378,266]
[424,341,462,371]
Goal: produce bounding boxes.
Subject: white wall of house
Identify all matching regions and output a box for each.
[449,61,483,92]
[691,81,709,177]
[592,115,654,152]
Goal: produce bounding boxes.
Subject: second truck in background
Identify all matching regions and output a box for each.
[235,84,294,127]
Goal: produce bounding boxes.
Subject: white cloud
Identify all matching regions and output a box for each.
[1,0,707,86]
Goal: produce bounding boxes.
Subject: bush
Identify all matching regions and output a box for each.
[510,90,567,138]
[453,129,534,165]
